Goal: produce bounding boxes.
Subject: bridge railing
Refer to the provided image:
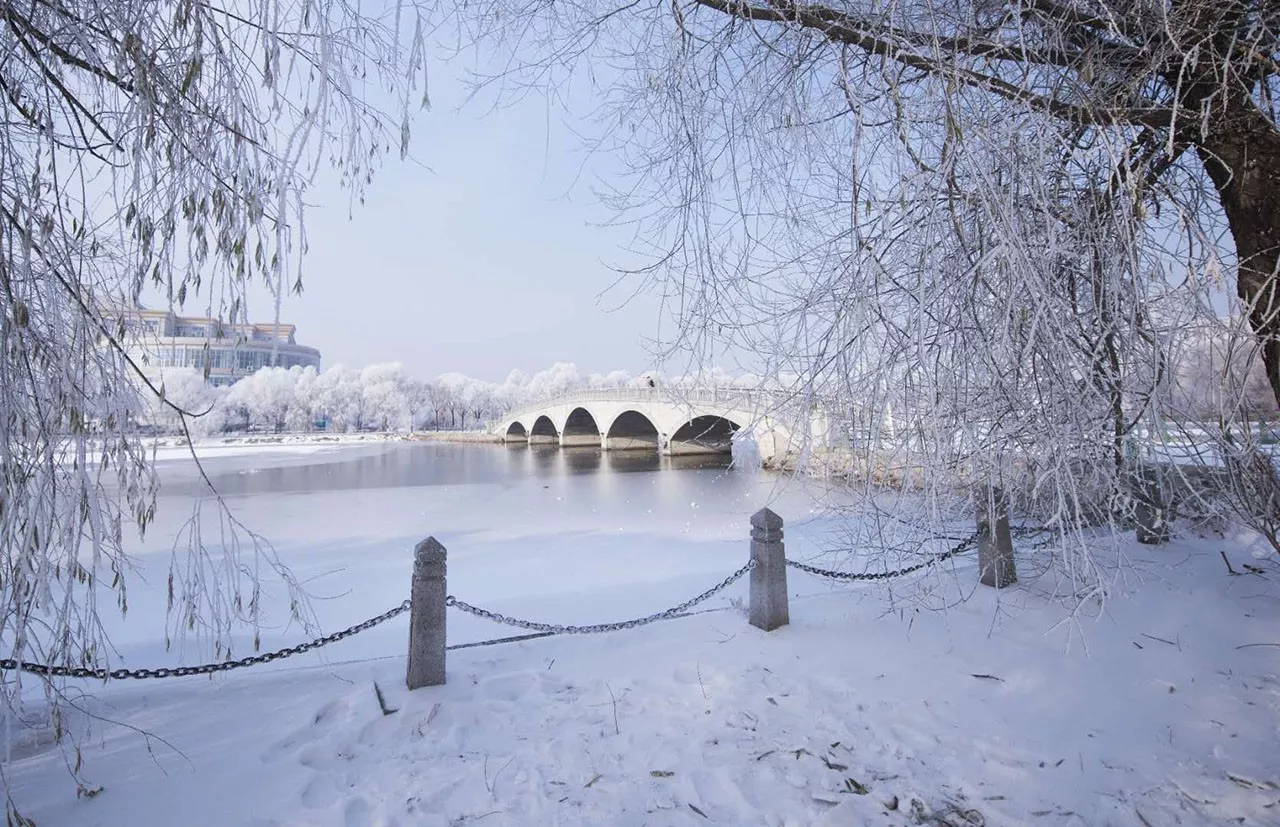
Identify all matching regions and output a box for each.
[498,385,833,425]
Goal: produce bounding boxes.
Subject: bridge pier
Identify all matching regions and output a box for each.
[560,433,604,448]
[605,435,660,451]
[666,439,733,456]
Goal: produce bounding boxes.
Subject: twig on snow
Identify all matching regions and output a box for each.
[373,681,398,715]
[1220,551,1240,576]
[606,683,621,735]
[483,755,515,799]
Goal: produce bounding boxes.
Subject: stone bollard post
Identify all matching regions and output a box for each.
[749,508,789,631]
[975,485,1017,588]
[406,537,447,690]
[1131,467,1169,545]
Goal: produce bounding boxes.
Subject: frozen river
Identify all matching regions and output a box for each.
[16,442,1278,827]
[110,441,837,672]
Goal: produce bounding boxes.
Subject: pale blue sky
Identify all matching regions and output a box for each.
[223,56,663,383]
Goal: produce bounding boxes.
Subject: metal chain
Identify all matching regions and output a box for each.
[4,526,1052,679]
[0,600,412,681]
[447,559,756,635]
[786,535,978,582]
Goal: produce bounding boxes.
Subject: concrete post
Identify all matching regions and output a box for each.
[975,485,1017,588]
[1131,466,1169,545]
[749,508,789,631]
[406,537,447,690]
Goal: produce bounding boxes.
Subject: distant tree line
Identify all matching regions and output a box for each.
[138,362,769,436]
[139,327,1276,439]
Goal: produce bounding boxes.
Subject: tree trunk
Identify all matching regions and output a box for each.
[1195,101,1280,409]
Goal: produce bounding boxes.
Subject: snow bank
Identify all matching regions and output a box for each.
[146,432,412,463]
[7,531,1278,826]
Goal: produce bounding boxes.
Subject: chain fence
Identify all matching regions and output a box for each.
[0,562,755,681]
[446,559,756,635]
[786,524,1053,583]
[3,524,1053,681]
[786,535,978,582]
[0,600,411,681]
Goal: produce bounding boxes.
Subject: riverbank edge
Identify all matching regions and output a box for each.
[409,430,504,443]
[145,430,503,452]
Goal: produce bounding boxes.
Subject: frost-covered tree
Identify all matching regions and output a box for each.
[1171,320,1279,419]
[312,364,366,431]
[460,382,492,427]
[588,369,633,389]
[433,372,470,428]
[0,0,425,806]
[444,0,1280,575]
[361,363,411,431]
[449,0,1280,400]
[226,366,305,432]
[494,369,531,413]
[287,366,322,432]
[140,368,226,436]
[523,362,583,400]
[404,378,437,430]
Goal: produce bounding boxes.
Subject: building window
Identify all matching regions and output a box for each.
[208,348,234,369]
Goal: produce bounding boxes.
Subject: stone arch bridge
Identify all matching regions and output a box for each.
[497,388,832,461]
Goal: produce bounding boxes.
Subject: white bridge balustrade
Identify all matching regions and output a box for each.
[495,387,839,462]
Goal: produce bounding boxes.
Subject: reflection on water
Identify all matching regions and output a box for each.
[158,442,733,498]
[530,444,730,475]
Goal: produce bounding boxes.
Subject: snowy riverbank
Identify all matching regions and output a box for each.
[8,538,1279,824]
[7,442,1280,825]
[144,430,501,463]
[410,430,505,444]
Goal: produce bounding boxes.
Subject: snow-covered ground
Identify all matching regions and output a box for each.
[5,444,1280,826]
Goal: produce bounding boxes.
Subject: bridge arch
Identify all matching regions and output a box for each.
[669,415,739,455]
[561,407,602,447]
[504,421,529,440]
[529,415,559,444]
[495,387,813,461]
[605,410,661,451]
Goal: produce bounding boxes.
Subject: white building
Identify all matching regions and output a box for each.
[110,307,321,386]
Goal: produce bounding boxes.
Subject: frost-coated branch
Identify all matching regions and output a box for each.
[438,0,1279,584]
[0,0,426,806]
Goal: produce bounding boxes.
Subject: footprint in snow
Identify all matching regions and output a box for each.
[672,662,706,686]
[297,742,346,771]
[311,699,351,728]
[300,774,341,810]
[481,672,538,702]
[262,698,354,764]
[344,796,373,827]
